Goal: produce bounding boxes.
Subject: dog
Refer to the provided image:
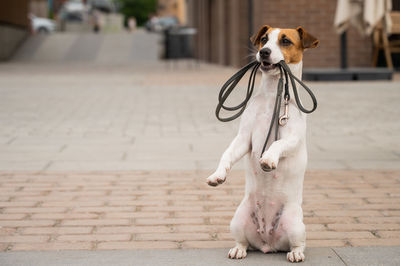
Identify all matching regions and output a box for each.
[206,25,319,263]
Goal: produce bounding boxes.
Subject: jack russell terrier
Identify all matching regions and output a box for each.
[207,25,319,263]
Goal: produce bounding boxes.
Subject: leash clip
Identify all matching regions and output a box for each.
[279,96,289,126]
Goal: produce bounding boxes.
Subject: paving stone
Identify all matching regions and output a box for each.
[0,248,347,265]
[0,170,398,250]
[0,57,399,172]
[333,246,400,266]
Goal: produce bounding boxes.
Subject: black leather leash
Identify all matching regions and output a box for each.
[215,60,317,171]
[215,61,260,122]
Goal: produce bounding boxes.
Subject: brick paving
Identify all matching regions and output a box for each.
[0,170,399,251]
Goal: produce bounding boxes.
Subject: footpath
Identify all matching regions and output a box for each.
[0,31,399,265]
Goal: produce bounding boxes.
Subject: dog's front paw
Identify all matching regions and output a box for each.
[206,170,226,187]
[259,153,279,172]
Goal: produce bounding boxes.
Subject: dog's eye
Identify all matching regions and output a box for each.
[260,37,268,44]
[281,38,292,46]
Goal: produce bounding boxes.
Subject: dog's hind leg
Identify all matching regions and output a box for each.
[228,241,248,259]
[228,200,251,259]
[279,204,306,263]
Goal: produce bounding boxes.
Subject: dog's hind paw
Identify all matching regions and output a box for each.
[287,250,305,263]
[228,245,247,259]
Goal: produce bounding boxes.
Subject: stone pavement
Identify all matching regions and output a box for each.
[13,30,160,64]
[0,31,399,172]
[0,30,400,264]
[0,62,399,171]
[0,170,400,252]
[1,247,400,266]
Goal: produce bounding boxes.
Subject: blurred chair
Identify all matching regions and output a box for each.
[372,11,400,68]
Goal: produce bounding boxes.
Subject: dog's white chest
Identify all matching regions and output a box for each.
[244,94,286,158]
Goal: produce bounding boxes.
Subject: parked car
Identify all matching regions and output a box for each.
[60,0,86,22]
[145,16,179,32]
[29,14,56,34]
[87,0,115,13]
[64,0,86,13]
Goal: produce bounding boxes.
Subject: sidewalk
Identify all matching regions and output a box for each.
[0,170,399,252]
[1,247,400,266]
[0,62,399,171]
[0,30,400,264]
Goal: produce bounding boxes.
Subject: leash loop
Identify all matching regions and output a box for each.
[278,61,317,113]
[215,61,259,122]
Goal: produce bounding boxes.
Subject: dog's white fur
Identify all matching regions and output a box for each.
[207,28,311,263]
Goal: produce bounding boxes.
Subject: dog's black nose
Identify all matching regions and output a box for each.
[259,48,271,58]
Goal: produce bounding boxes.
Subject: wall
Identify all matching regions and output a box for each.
[30,0,49,18]
[0,0,30,60]
[187,0,250,67]
[0,0,30,27]
[188,0,373,68]
[0,25,28,60]
[253,0,372,68]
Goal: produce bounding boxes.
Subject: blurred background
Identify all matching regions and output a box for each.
[1,0,399,72]
[0,0,399,171]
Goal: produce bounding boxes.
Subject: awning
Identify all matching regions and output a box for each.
[334,0,392,35]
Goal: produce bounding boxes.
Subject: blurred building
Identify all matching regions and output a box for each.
[186,0,373,68]
[0,0,31,60]
[157,0,187,25]
[30,0,49,17]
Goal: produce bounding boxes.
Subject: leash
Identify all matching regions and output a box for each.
[215,60,317,171]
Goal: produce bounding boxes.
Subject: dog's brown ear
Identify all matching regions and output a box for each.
[250,25,270,46]
[296,26,319,49]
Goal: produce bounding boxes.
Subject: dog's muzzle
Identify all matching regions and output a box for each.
[260,60,278,71]
[259,48,278,71]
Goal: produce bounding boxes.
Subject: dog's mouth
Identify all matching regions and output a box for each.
[260,60,278,71]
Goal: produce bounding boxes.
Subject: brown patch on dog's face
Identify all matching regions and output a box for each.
[278,29,304,64]
[278,27,319,64]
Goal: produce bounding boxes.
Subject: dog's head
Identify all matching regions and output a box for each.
[251,25,319,74]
